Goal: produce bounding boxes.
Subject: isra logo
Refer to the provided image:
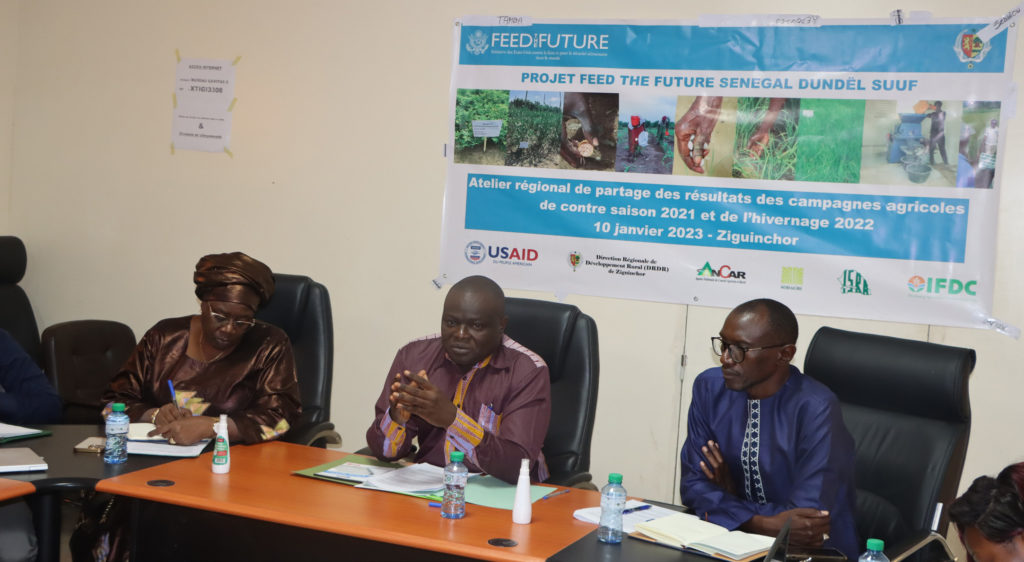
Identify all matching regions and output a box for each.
[569,252,581,271]
[907,275,977,296]
[839,269,870,295]
[465,30,490,55]
[696,262,746,280]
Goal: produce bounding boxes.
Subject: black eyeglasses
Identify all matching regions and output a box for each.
[711,337,790,364]
[204,303,256,330]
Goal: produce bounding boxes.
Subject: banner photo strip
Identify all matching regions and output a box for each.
[440,15,1016,330]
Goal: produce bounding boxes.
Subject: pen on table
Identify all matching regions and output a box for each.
[167,380,178,407]
[541,489,570,500]
[428,502,442,508]
[622,504,652,515]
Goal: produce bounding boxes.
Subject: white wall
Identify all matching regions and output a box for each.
[5,0,1022,525]
[0,1,18,231]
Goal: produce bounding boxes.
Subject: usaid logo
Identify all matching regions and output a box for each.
[465,241,486,264]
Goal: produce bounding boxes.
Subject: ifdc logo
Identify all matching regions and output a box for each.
[464,241,486,265]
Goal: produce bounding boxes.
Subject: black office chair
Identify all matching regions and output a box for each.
[0,236,42,364]
[41,320,137,424]
[504,297,599,488]
[255,273,341,448]
[804,326,975,562]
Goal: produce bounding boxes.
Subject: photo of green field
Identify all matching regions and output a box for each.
[453,89,509,166]
[794,99,865,183]
[504,91,563,168]
[732,97,801,180]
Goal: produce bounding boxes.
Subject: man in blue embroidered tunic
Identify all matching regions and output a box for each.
[679,299,859,560]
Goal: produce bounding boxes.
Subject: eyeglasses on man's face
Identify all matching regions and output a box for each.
[710,336,789,364]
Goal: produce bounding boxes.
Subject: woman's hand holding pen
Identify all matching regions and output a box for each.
[147,403,192,430]
[153,415,217,446]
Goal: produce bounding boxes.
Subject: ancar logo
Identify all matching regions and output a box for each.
[696,262,746,279]
[569,252,581,271]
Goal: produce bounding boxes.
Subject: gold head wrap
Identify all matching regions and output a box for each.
[193,252,274,311]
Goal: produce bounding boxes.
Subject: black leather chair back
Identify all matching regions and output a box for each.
[255,274,334,429]
[804,327,974,548]
[504,297,599,486]
[0,236,41,363]
[41,320,137,423]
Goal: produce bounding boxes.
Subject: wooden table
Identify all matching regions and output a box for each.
[98,441,602,561]
[0,478,35,501]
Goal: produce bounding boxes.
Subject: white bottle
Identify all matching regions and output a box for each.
[858,539,889,562]
[211,414,230,474]
[512,458,532,524]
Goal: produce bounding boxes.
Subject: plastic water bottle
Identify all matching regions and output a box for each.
[103,402,129,464]
[597,473,627,543]
[858,538,889,562]
[441,450,468,519]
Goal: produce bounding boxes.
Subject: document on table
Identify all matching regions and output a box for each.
[573,500,680,533]
[316,462,397,483]
[127,439,210,457]
[0,448,48,472]
[0,423,51,443]
[356,463,446,494]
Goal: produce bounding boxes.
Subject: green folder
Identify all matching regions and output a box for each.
[0,427,51,444]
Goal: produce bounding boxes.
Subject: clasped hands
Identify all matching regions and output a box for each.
[389,369,457,428]
[700,440,831,547]
[146,403,216,445]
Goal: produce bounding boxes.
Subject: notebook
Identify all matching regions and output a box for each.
[632,512,775,561]
[0,448,48,473]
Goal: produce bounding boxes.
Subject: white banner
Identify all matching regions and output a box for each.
[440,15,1017,330]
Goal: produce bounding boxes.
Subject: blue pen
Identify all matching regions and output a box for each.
[428,502,442,508]
[622,504,652,515]
[167,380,178,407]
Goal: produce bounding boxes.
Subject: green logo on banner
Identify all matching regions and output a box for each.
[840,269,871,295]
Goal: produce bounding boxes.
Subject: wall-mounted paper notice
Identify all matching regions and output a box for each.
[171,57,236,153]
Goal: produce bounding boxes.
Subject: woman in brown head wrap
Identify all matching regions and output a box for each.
[103,252,301,445]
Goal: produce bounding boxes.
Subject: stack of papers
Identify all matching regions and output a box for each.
[634,513,774,561]
[573,500,680,533]
[356,463,446,494]
[316,462,397,483]
[0,448,48,473]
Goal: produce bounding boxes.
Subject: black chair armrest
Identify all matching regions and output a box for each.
[886,530,956,562]
[282,421,341,449]
[547,471,593,489]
